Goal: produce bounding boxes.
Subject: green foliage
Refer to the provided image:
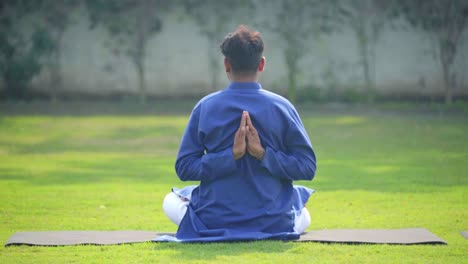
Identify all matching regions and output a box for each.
[37,0,79,101]
[296,84,324,103]
[0,0,73,100]
[341,86,366,103]
[333,0,398,103]
[86,0,170,103]
[297,84,370,103]
[183,0,255,90]
[0,108,466,263]
[395,0,468,104]
[0,12,54,99]
[397,0,468,33]
[87,0,165,58]
[259,0,337,104]
[184,0,253,37]
[40,0,78,33]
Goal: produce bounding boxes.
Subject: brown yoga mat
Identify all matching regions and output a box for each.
[5,228,446,246]
[297,228,446,244]
[5,231,159,246]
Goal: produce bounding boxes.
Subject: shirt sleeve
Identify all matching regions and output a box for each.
[175,104,238,182]
[260,106,316,181]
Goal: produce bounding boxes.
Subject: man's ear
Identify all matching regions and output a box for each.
[224,58,231,72]
[258,57,265,72]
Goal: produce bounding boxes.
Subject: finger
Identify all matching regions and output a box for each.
[245,112,257,133]
[246,126,253,140]
[245,111,253,127]
[236,127,244,139]
[243,111,248,127]
[239,111,247,129]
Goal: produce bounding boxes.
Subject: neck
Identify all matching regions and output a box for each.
[230,73,258,83]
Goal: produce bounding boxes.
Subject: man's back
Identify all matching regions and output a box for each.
[161,25,316,242]
[175,82,316,238]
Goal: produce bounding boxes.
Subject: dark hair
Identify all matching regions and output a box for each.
[220,25,264,74]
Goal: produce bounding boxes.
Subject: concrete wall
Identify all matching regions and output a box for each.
[30,9,468,98]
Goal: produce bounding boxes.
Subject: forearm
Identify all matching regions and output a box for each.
[175,148,237,182]
[261,146,316,181]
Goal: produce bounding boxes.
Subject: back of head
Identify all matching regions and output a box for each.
[220,25,264,75]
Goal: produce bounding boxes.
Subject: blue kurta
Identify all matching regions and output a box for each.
[174,82,316,242]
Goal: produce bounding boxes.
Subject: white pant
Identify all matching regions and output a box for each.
[162,192,311,234]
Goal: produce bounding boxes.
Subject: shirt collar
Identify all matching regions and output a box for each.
[227,82,262,91]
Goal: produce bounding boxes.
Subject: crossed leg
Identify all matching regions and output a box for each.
[162,192,311,233]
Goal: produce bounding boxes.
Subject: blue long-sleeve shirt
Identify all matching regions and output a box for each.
[174,82,316,242]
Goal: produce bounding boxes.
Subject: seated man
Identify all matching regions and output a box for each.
[162,25,316,242]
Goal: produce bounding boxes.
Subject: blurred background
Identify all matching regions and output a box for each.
[1,0,467,106]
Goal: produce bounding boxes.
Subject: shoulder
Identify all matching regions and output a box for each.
[259,89,298,113]
[199,90,224,105]
[191,90,224,112]
[258,88,305,128]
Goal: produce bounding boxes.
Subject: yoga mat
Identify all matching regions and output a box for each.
[297,228,446,244]
[461,231,468,239]
[5,231,159,246]
[5,228,446,246]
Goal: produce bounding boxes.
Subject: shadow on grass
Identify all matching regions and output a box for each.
[0,157,181,186]
[1,160,466,193]
[0,111,466,192]
[2,130,182,156]
[298,162,467,193]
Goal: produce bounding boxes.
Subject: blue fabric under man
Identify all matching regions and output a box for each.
[162,25,317,242]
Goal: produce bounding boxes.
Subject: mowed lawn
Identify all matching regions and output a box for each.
[0,105,466,263]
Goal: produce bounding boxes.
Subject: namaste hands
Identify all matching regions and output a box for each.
[233,111,265,160]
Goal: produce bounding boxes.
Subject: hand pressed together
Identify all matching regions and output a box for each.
[232,111,247,160]
[232,111,265,160]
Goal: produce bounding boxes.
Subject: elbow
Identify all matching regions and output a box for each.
[294,162,315,181]
[309,165,316,181]
[299,149,316,181]
[175,158,199,182]
[176,171,188,182]
[179,177,191,182]
[290,154,316,181]
[175,160,189,181]
[308,151,317,181]
[302,167,315,181]
[305,159,317,181]
[176,167,191,182]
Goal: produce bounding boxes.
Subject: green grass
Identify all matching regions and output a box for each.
[0,107,467,263]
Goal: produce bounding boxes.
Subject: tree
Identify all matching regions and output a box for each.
[335,0,396,102]
[184,0,254,91]
[396,0,468,104]
[0,0,54,100]
[37,0,78,102]
[258,0,335,103]
[86,0,170,104]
